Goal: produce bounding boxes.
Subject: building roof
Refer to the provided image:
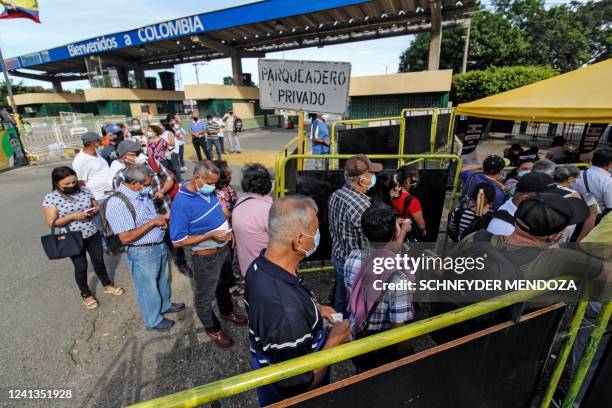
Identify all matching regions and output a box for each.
[349,70,452,96]
[4,0,476,80]
[456,59,612,123]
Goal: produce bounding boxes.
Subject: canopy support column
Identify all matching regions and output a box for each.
[428,0,443,71]
[51,78,63,93]
[231,53,243,86]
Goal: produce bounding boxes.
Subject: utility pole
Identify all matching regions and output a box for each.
[462,18,472,74]
[0,38,17,113]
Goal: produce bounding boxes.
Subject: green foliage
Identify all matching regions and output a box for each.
[0,79,53,109]
[451,65,559,103]
[398,0,609,74]
[223,76,234,85]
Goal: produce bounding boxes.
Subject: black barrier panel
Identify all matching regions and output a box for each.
[296,170,346,262]
[489,120,515,134]
[410,169,449,241]
[435,113,451,149]
[583,340,611,408]
[404,114,433,154]
[337,126,400,169]
[286,306,565,408]
[295,168,449,255]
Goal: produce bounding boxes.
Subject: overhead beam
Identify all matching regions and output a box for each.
[192,35,264,58]
[9,70,87,82]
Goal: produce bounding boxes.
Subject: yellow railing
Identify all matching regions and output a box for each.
[128,279,588,408]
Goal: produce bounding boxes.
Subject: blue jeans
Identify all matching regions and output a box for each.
[331,256,348,318]
[206,138,222,161]
[125,243,172,328]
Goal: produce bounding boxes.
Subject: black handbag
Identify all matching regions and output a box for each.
[41,223,84,260]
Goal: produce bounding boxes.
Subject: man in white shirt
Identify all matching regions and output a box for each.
[72,132,112,202]
[572,148,612,212]
[487,172,554,236]
[222,106,241,153]
[72,132,113,251]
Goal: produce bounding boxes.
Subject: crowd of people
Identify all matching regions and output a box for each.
[41,122,611,405]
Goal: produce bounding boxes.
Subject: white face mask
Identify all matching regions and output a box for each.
[147,131,155,138]
[132,124,141,130]
[134,154,147,165]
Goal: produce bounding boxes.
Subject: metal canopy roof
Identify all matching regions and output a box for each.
[6,0,477,81]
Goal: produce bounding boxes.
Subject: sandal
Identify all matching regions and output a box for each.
[83,297,99,310]
[103,285,125,296]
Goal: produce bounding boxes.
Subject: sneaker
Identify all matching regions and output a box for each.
[206,330,233,348]
[180,166,188,172]
[178,264,193,278]
[237,151,242,154]
[163,303,185,314]
[229,150,236,154]
[146,318,175,332]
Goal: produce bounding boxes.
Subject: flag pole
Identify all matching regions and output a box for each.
[0,32,17,114]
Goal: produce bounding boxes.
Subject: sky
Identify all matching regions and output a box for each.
[0,0,413,91]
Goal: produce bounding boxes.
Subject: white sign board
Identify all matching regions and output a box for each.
[258,59,351,114]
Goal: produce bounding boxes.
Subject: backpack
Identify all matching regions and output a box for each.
[147,156,179,200]
[99,192,137,254]
[448,208,514,242]
[234,118,243,132]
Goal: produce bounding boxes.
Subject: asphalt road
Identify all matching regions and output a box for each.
[0,128,299,408]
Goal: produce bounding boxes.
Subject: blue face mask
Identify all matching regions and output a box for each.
[368,174,376,190]
[517,170,531,177]
[139,186,152,197]
[302,229,320,258]
[196,178,215,195]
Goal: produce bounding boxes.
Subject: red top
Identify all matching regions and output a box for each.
[391,192,422,219]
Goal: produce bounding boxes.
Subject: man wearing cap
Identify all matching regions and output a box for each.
[100,124,124,166]
[328,154,382,315]
[112,141,192,277]
[461,155,507,210]
[487,172,558,236]
[73,132,113,250]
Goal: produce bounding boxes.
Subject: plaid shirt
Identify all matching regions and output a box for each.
[344,249,413,335]
[112,160,172,215]
[328,184,371,261]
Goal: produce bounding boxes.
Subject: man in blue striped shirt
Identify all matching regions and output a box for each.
[170,160,246,347]
[105,164,184,332]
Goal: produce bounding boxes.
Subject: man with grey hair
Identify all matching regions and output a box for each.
[104,164,184,332]
[532,159,556,178]
[328,154,382,316]
[245,196,349,406]
[170,160,246,348]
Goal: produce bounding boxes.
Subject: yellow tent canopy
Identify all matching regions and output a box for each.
[455,59,612,123]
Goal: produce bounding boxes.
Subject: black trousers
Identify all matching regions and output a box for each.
[69,232,112,298]
[191,246,234,332]
[192,137,207,162]
[163,229,186,267]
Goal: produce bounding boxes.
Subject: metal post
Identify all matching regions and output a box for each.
[461,19,471,74]
[427,0,443,71]
[194,64,200,84]
[539,295,590,408]
[0,37,18,114]
[297,111,305,170]
[562,301,611,407]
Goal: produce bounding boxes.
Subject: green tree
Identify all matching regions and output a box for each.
[398,0,608,74]
[0,79,52,109]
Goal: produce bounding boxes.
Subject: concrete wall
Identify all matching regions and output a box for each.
[184,83,259,100]
[349,70,453,97]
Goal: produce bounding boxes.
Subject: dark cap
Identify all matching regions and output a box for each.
[344,154,383,177]
[482,155,507,174]
[516,172,554,193]
[515,193,589,236]
[81,132,102,144]
[117,140,142,156]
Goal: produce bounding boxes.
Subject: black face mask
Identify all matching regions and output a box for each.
[193,117,199,122]
[62,186,80,195]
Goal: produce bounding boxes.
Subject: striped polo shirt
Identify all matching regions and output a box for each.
[104,184,165,245]
[169,180,229,250]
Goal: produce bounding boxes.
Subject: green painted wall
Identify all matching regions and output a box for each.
[18,103,98,118]
[348,92,449,119]
[96,100,131,116]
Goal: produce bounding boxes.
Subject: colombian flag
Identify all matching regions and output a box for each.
[0,1,40,23]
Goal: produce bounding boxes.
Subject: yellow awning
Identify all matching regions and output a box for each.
[455,59,612,123]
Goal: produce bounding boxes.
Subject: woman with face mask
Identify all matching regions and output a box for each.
[42,166,124,310]
[392,164,426,240]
